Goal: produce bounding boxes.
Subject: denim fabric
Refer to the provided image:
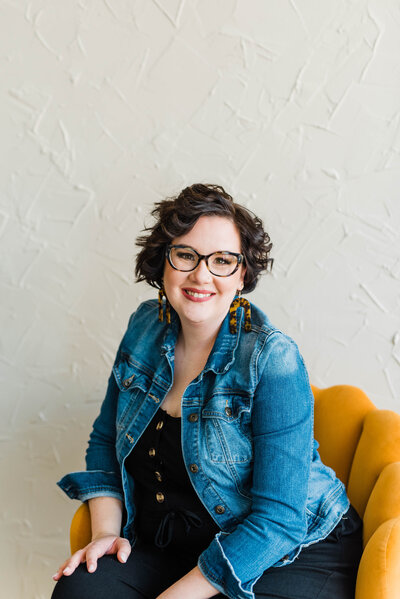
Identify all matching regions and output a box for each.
[57,299,350,599]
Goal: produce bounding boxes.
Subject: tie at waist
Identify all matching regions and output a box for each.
[154,509,203,548]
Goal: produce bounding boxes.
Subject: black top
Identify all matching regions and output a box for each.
[125,407,220,552]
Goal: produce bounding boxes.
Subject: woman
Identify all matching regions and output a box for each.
[52,184,362,599]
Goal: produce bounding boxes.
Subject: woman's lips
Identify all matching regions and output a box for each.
[181,288,215,302]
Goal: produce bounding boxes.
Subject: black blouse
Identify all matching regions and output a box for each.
[125,407,220,553]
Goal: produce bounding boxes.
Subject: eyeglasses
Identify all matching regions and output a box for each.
[166,245,244,277]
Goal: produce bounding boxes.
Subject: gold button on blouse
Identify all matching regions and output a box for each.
[156,421,164,430]
[156,492,165,503]
[149,447,156,457]
[155,470,162,482]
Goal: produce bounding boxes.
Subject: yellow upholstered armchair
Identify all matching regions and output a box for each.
[69,385,400,598]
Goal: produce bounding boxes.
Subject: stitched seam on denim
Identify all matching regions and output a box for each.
[117,389,142,428]
[319,480,346,514]
[198,558,223,588]
[119,353,155,379]
[253,328,269,386]
[64,485,122,492]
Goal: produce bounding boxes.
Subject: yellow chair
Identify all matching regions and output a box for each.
[69,385,400,598]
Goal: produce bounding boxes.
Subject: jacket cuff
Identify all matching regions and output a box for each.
[198,533,255,599]
[57,470,124,503]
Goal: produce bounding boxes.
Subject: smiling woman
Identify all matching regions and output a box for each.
[162,215,246,332]
[52,184,363,599]
[135,184,272,294]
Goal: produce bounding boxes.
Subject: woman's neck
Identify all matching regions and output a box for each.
[177,317,223,356]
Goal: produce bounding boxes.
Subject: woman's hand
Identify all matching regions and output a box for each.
[52,533,131,581]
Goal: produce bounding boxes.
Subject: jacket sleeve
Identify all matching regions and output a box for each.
[56,312,136,503]
[198,332,314,599]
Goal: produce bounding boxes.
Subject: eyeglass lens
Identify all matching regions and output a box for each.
[169,247,238,276]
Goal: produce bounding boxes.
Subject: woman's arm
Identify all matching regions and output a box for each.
[53,496,131,581]
[196,333,314,598]
[88,496,124,539]
[156,565,220,599]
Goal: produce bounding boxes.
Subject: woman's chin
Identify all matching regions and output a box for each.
[179,306,228,331]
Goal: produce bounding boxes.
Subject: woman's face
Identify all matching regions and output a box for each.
[163,215,246,331]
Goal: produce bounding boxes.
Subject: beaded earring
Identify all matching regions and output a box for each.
[229,290,251,334]
[158,287,171,324]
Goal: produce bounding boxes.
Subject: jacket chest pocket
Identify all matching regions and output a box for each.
[113,355,151,430]
[202,395,253,463]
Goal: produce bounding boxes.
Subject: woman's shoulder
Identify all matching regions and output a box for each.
[127,299,159,326]
[248,301,279,334]
[247,301,305,370]
[117,300,167,361]
[248,301,294,345]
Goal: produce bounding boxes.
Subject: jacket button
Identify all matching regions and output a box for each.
[215,505,225,514]
[149,448,156,457]
[224,407,232,417]
[188,413,198,422]
[156,492,165,503]
[190,463,199,473]
[123,375,134,388]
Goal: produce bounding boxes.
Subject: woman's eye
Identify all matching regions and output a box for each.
[214,255,234,265]
[177,251,196,261]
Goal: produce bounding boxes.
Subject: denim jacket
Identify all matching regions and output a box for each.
[57,299,349,599]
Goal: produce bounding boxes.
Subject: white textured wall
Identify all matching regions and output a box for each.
[1,1,399,596]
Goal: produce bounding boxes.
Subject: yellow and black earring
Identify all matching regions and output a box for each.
[229,289,251,334]
[158,287,171,324]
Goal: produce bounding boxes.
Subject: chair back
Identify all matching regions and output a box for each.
[312,384,400,548]
[312,384,375,487]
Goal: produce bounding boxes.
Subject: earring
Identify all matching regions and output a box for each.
[158,287,171,324]
[229,289,251,334]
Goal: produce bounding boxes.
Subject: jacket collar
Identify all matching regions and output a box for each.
[160,303,243,375]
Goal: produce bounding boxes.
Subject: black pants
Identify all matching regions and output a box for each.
[51,505,362,599]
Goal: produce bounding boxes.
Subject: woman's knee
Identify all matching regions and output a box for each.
[51,556,124,599]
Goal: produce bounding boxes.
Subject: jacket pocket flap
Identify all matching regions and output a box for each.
[202,394,251,422]
[113,354,151,393]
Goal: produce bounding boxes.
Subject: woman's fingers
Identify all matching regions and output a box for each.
[85,540,109,573]
[115,537,132,563]
[52,568,64,582]
[62,549,86,575]
[84,535,123,572]
[85,546,101,573]
[52,549,85,580]
[52,535,129,581]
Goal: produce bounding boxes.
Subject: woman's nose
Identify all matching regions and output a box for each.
[189,258,213,283]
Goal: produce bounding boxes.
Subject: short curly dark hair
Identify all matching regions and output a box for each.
[135,183,273,293]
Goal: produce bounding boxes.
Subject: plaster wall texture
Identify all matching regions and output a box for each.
[1,1,399,596]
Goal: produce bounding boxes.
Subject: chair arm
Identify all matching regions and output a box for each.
[363,461,400,547]
[355,517,400,599]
